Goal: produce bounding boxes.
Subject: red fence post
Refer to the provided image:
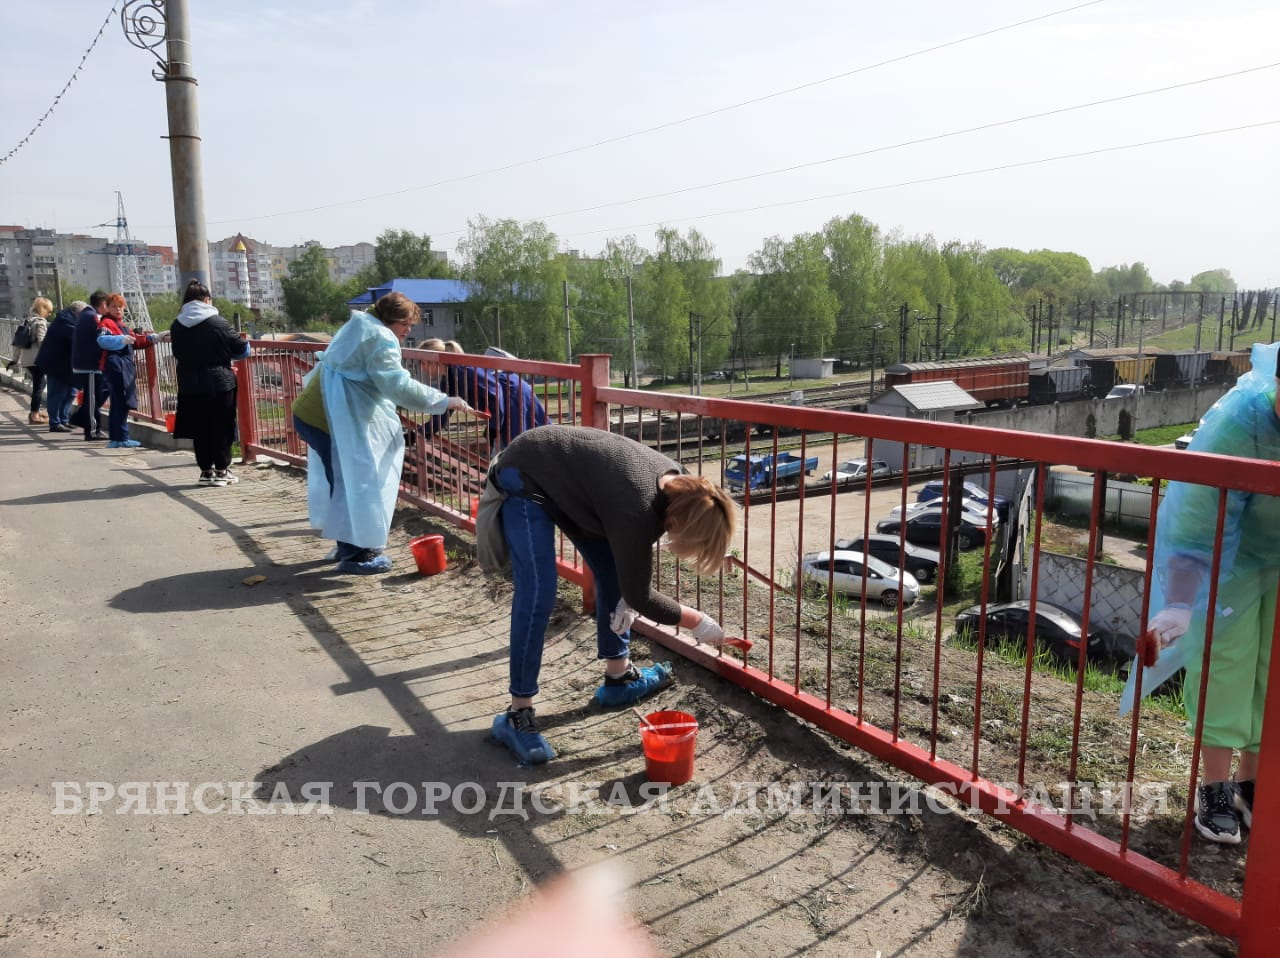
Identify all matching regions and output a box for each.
[235,359,258,464]
[577,354,611,431]
[144,347,162,422]
[1236,595,1280,955]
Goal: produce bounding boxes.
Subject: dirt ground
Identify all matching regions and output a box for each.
[0,417,1241,956]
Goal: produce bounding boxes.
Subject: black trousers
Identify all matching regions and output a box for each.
[26,366,45,413]
[177,389,238,472]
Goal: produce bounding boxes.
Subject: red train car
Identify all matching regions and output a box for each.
[882,356,1030,406]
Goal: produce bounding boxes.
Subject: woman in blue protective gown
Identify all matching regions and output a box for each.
[1139,341,1280,845]
[293,292,470,575]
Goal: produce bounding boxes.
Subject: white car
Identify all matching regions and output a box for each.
[797,550,920,609]
[888,499,997,526]
[1105,383,1145,400]
[821,458,891,486]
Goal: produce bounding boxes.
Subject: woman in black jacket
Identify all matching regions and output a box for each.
[170,280,250,486]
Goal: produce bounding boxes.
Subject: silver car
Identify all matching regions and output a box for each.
[797,550,920,609]
[821,458,891,486]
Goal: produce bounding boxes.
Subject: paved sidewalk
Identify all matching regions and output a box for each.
[0,384,1230,957]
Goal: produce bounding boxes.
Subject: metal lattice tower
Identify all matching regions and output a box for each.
[102,192,154,330]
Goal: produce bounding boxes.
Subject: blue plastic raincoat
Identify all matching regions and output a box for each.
[306,310,451,549]
[1121,341,1280,718]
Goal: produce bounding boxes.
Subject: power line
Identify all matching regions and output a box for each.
[556,119,1280,240]
[522,61,1280,225]
[0,1,119,167]
[190,0,1108,229]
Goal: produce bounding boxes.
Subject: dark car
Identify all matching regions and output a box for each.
[953,600,1134,668]
[917,480,1011,522]
[836,534,940,584]
[875,508,989,551]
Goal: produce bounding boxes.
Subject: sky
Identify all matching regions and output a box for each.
[2,0,1277,288]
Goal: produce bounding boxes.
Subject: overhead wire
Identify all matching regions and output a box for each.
[196,0,1110,228]
[0,1,120,167]
[518,61,1280,226]
[555,119,1280,240]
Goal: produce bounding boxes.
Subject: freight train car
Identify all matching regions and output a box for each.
[1204,351,1251,384]
[1081,356,1156,399]
[1150,350,1210,390]
[882,356,1030,406]
[1028,365,1087,404]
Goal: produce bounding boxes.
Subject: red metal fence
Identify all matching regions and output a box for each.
[223,343,1278,952]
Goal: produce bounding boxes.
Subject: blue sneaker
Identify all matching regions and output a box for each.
[593,662,673,708]
[490,707,556,765]
[337,549,392,575]
[107,439,142,448]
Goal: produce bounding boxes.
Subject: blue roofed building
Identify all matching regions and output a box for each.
[347,278,471,346]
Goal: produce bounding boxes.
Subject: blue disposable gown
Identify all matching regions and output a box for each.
[307,310,452,548]
[1121,341,1280,713]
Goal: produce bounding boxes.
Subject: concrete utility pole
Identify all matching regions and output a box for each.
[626,275,638,388]
[563,280,572,363]
[123,0,211,286]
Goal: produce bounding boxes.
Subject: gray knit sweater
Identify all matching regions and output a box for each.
[497,426,685,624]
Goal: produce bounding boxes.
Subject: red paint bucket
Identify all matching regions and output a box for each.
[640,710,698,786]
[409,535,447,575]
[165,412,176,433]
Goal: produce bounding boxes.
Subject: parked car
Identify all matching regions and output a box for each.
[835,534,940,584]
[953,600,1134,668]
[888,498,996,527]
[1174,428,1197,450]
[876,508,990,550]
[917,479,1011,522]
[797,550,920,609]
[1104,383,1145,400]
[821,458,891,486]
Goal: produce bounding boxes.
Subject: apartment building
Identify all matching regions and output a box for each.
[0,226,113,317]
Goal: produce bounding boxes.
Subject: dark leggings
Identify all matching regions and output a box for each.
[27,367,45,413]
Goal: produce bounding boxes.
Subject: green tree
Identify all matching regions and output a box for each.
[941,241,1017,356]
[822,213,882,362]
[456,216,562,359]
[372,228,451,283]
[633,227,727,380]
[745,232,837,369]
[1186,268,1236,295]
[281,244,340,328]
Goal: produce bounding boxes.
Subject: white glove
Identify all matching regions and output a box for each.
[447,396,472,413]
[691,614,725,644]
[610,600,639,635]
[1149,606,1192,648]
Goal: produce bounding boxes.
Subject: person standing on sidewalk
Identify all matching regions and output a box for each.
[16,296,52,424]
[35,301,83,433]
[293,292,469,575]
[94,293,164,449]
[170,280,250,486]
[485,425,736,765]
[70,292,109,441]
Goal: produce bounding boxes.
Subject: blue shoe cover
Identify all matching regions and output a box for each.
[337,551,392,575]
[107,439,141,448]
[325,543,362,562]
[593,662,673,708]
[490,708,556,765]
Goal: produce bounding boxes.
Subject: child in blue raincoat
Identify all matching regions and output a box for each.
[294,293,469,575]
[1126,341,1280,845]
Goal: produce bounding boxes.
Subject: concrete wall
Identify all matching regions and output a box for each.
[961,384,1229,436]
[1028,550,1145,642]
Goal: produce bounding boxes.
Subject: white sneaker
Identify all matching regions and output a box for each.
[214,469,239,485]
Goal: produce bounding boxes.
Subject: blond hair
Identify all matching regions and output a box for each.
[422,338,464,353]
[30,296,53,318]
[662,475,737,576]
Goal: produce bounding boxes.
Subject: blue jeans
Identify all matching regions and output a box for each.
[497,466,627,699]
[294,416,356,556]
[46,375,75,427]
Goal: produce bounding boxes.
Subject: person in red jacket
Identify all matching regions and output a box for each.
[95,292,164,448]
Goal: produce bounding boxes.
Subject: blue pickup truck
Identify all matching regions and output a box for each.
[725,452,819,493]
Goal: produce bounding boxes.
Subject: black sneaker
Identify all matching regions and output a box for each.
[1235,779,1254,829]
[198,470,216,486]
[1195,781,1242,845]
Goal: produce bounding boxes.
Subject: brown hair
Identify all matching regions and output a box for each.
[104,292,127,310]
[662,475,737,576]
[374,291,420,327]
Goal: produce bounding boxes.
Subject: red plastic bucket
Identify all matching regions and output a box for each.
[640,710,698,786]
[165,412,176,433]
[409,535,447,575]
